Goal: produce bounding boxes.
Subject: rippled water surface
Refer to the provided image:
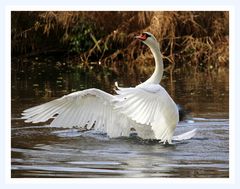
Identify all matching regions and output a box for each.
[11,66,229,178]
[11,118,229,178]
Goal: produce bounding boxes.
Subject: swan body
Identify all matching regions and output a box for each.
[22,32,179,143]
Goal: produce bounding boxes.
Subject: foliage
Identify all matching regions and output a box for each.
[11,11,229,74]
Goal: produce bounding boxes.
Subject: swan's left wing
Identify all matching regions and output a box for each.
[115,84,179,143]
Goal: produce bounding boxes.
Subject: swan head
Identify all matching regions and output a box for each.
[135,32,159,49]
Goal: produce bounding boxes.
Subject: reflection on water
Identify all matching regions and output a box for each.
[11,60,229,178]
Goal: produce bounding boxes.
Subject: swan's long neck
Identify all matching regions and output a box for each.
[141,43,163,86]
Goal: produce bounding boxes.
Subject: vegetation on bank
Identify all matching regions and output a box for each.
[11,11,229,76]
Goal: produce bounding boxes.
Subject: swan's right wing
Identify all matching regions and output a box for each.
[22,88,130,137]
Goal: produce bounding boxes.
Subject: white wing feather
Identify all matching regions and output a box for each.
[115,84,179,143]
[22,88,131,138]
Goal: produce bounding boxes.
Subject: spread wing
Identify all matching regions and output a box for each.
[22,85,179,142]
[115,84,179,143]
[22,88,129,138]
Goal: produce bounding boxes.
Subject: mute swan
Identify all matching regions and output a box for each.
[22,32,195,144]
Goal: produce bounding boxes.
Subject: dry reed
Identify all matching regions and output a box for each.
[11,11,229,74]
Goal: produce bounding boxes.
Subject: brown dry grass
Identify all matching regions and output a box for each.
[11,11,229,73]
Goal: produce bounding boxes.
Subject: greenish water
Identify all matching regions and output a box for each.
[11,60,229,178]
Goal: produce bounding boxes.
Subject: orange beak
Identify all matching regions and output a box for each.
[135,33,147,41]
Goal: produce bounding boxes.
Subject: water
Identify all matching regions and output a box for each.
[11,62,229,178]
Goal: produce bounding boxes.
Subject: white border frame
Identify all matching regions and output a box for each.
[5,5,235,186]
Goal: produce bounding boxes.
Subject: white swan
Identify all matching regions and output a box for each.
[22,32,193,144]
